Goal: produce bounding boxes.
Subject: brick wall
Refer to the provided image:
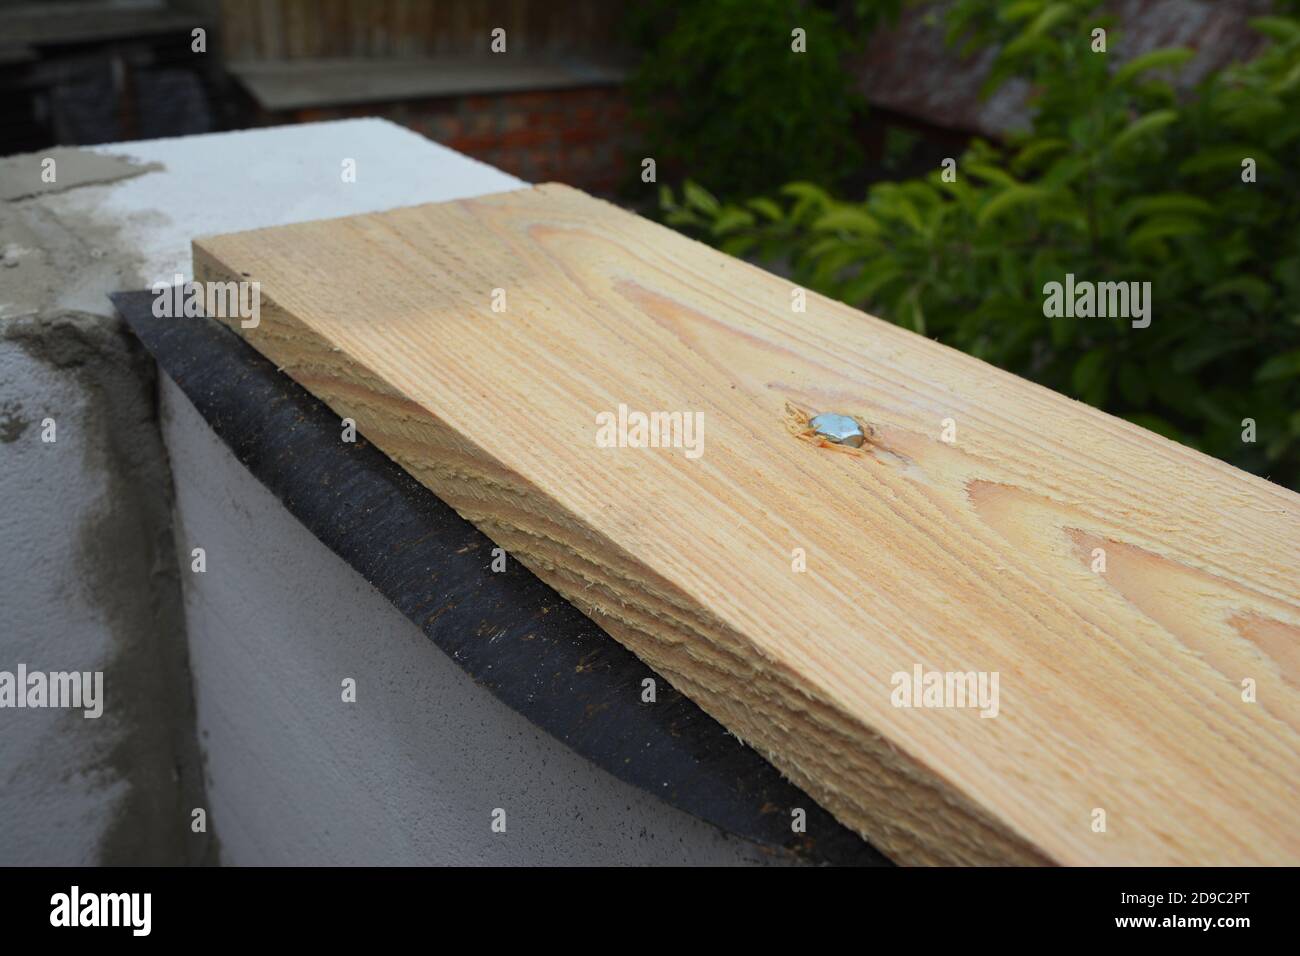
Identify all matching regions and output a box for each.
[277,84,631,196]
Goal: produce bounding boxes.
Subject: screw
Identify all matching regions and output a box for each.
[809,412,866,448]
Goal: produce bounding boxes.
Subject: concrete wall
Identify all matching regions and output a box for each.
[0,119,783,865]
[0,322,210,864]
[1,151,210,865]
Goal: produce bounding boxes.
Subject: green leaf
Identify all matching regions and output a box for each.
[1177,146,1277,176]
[1040,155,1089,189]
[1256,349,1300,382]
[999,1,1045,24]
[1126,215,1205,248]
[1038,198,1088,233]
[781,182,833,204]
[885,196,926,235]
[1004,3,1072,56]
[1118,193,1214,227]
[802,236,844,260]
[1249,16,1300,43]
[1171,338,1250,374]
[977,184,1055,227]
[842,261,905,305]
[1072,348,1108,399]
[746,197,785,221]
[1270,60,1300,95]
[1003,32,1060,60]
[1110,110,1178,153]
[1023,2,1072,37]
[812,206,882,236]
[1203,276,1273,309]
[663,209,704,227]
[964,162,1019,188]
[1265,432,1294,462]
[1111,48,1195,87]
[782,181,834,221]
[809,244,860,280]
[711,206,756,235]
[719,235,758,257]
[1049,312,1076,349]
[899,180,942,208]
[1011,137,1069,174]
[934,174,977,209]
[683,181,720,215]
[1211,89,1286,125]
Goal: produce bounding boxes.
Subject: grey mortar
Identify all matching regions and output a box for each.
[0,147,216,864]
[0,147,161,203]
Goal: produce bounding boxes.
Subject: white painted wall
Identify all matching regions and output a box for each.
[84,119,528,292]
[161,376,776,865]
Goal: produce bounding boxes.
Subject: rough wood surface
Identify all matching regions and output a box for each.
[193,182,1300,865]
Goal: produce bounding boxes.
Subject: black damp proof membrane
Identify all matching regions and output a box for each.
[111,289,888,867]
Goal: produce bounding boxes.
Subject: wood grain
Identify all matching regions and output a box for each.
[193,183,1300,865]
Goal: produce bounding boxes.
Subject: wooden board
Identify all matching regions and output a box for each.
[194,183,1300,865]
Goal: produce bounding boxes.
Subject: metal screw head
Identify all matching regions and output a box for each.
[809,413,866,448]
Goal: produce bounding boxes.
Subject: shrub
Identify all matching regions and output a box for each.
[624,0,903,198]
[661,0,1300,489]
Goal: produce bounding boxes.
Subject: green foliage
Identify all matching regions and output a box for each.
[625,0,903,198]
[661,0,1300,488]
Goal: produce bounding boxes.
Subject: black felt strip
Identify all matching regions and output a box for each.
[112,288,888,866]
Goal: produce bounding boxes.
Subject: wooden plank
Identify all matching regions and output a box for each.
[193,183,1300,866]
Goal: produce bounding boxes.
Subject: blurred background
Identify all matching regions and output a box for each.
[2,0,1297,488]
